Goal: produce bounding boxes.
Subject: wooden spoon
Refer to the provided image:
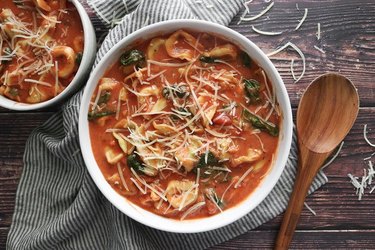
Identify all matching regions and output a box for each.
[275,73,359,250]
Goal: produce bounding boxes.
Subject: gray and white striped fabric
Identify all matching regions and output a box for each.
[7,0,328,249]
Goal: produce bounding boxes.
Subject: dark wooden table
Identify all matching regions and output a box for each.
[1,0,375,249]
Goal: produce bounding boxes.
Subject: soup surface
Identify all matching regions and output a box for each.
[0,0,84,103]
[88,30,281,220]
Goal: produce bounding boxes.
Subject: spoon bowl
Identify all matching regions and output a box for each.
[297,73,359,153]
[275,73,359,250]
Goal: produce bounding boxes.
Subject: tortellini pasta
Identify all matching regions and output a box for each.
[165,30,203,61]
[51,46,77,79]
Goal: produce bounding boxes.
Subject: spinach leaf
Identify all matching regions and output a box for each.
[243,79,261,104]
[88,111,115,120]
[243,109,279,136]
[8,87,19,97]
[162,85,188,99]
[127,153,158,176]
[76,52,83,65]
[97,91,111,105]
[240,51,252,67]
[196,151,220,169]
[1,47,12,64]
[120,49,145,66]
[199,56,216,63]
[127,154,144,172]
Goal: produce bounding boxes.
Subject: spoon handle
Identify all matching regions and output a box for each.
[275,151,328,250]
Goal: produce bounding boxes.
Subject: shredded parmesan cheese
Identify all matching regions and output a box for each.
[205,128,229,138]
[180,202,205,220]
[304,202,316,216]
[221,179,235,203]
[91,88,102,111]
[146,69,167,81]
[295,8,308,30]
[117,163,129,191]
[364,124,375,147]
[24,78,52,87]
[313,45,325,54]
[267,42,306,83]
[35,8,62,23]
[290,59,297,81]
[130,178,147,194]
[148,60,190,67]
[240,2,274,22]
[178,183,199,211]
[116,94,121,120]
[317,23,321,40]
[252,25,282,36]
[130,168,167,201]
[234,167,254,188]
[54,61,59,96]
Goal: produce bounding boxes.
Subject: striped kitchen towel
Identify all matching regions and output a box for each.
[7,0,328,249]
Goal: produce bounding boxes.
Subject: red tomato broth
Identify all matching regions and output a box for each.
[88,30,281,220]
[0,0,84,103]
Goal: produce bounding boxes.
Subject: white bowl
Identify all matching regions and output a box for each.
[0,0,96,111]
[79,19,293,233]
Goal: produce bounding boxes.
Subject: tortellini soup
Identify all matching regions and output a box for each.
[0,0,84,103]
[88,30,281,220]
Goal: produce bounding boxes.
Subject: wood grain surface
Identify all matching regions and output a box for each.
[1,0,375,249]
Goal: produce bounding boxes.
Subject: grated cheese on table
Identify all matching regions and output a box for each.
[347,124,375,200]
[251,25,283,36]
[313,45,325,54]
[238,1,274,24]
[317,23,321,40]
[267,42,306,83]
[304,202,316,216]
[295,8,308,30]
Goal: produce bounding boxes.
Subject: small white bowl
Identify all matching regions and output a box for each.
[79,20,293,233]
[0,0,96,111]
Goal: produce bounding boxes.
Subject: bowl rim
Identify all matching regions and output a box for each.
[0,0,96,111]
[79,19,293,233]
